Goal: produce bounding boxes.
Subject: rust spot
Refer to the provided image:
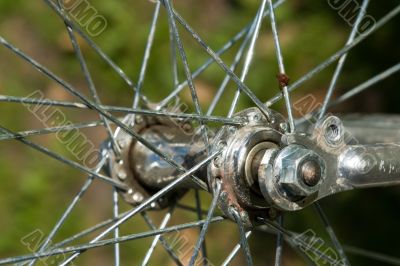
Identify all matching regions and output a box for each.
[276,73,290,89]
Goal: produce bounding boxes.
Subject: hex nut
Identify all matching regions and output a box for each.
[278,145,325,197]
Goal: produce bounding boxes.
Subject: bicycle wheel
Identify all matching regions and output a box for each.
[0,0,400,265]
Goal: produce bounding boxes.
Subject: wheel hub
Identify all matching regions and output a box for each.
[104,107,329,225]
[208,108,286,225]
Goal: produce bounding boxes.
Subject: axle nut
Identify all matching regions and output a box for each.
[278,145,325,197]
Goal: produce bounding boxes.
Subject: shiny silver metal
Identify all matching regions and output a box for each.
[208,108,286,225]
[301,160,322,187]
[258,145,322,211]
[105,115,153,206]
[310,115,400,197]
[298,114,400,144]
[108,112,400,216]
[3,1,400,264]
[130,125,207,190]
[99,101,400,226]
[107,107,287,224]
[260,115,400,211]
[338,144,400,189]
[273,145,325,197]
[106,114,202,207]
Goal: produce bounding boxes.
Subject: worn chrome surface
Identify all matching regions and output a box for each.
[338,144,400,189]
[208,108,286,225]
[258,144,326,210]
[106,115,154,206]
[273,115,400,210]
[130,125,207,190]
[108,111,400,215]
[277,145,325,197]
[298,114,400,144]
[107,114,197,207]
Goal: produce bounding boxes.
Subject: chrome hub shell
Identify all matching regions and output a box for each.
[208,108,286,226]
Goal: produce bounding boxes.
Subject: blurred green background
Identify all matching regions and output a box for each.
[0,0,400,265]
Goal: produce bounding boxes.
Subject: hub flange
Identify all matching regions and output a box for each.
[208,108,286,226]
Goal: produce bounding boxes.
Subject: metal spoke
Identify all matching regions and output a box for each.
[168,7,273,121]
[332,62,400,108]
[222,231,252,266]
[113,188,120,266]
[0,125,127,190]
[274,216,283,266]
[194,190,208,265]
[257,222,400,266]
[249,226,312,265]
[157,40,242,110]
[0,36,209,190]
[343,245,400,265]
[141,209,182,266]
[189,181,222,266]
[296,62,400,124]
[231,208,253,266]
[26,156,107,265]
[157,0,286,109]
[0,120,103,141]
[258,217,339,265]
[0,94,89,108]
[163,0,210,151]
[55,0,121,157]
[42,0,148,104]
[169,8,179,90]
[314,203,350,266]
[228,0,267,118]
[165,1,179,98]
[266,3,400,107]
[60,150,222,265]
[207,0,285,115]
[255,225,321,265]
[1,1,398,265]
[0,217,225,265]
[0,95,241,125]
[318,0,370,120]
[207,17,258,116]
[52,209,135,250]
[267,0,295,132]
[132,1,161,112]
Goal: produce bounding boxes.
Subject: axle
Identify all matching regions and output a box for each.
[105,109,400,224]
